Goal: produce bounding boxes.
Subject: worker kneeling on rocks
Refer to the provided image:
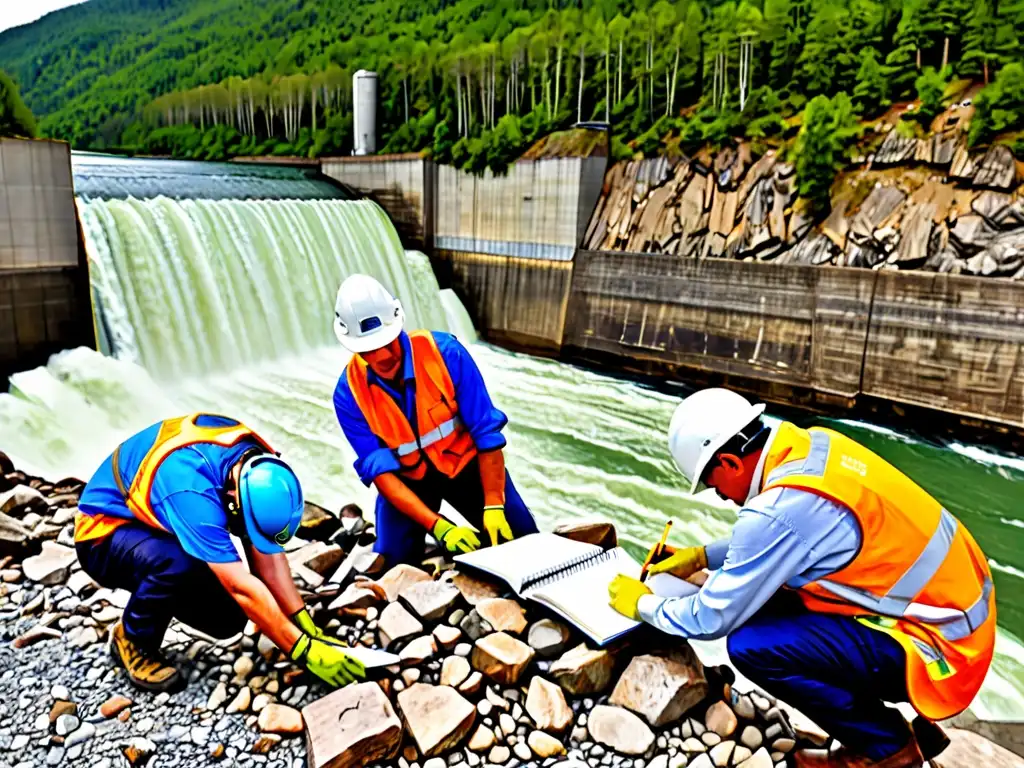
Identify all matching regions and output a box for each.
[332,274,538,566]
[609,388,995,768]
[75,413,365,692]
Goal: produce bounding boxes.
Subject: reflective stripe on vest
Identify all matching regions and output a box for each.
[765,429,991,641]
[396,415,464,457]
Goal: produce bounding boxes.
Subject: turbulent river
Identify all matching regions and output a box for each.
[0,167,1021,719]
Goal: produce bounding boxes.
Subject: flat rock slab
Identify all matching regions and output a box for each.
[287,542,344,576]
[378,602,424,649]
[399,580,461,622]
[303,682,402,768]
[609,646,707,727]
[23,541,77,585]
[328,583,381,612]
[939,728,1024,768]
[549,643,616,695]
[397,683,476,757]
[588,705,655,755]
[471,632,535,685]
[377,564,432,602]
[450,571,503,606]
[475,598,527,634]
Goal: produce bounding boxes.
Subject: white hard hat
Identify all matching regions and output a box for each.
[333,274,405,353]
[667,388,766,493]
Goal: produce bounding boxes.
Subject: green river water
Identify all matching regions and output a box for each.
[0,190,1020,719]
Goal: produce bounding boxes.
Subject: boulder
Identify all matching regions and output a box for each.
[257,704,303,735]
[552,520,618,549]
[609,646,707,727]
[396,684,476,757]
[450,571,502,606]
[328,583,381,613]
[0,511,35,558]
[302,682,402,768]
[588,705,655,756]
[474,598,527,634]
[378,602,424,649]
[525,676,573,734]
[287,542,344,576]
[549,643,616,695]
[527,618,571,658]
[471,632,535,685]
[22,541,76,585]
[399,580,460,623]
[973,145,1016,190]
[376,564,432,601]
[0,484,45,514]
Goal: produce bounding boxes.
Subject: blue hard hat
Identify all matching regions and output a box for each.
[237,454,304,555]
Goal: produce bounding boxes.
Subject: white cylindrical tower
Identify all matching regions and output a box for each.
[352,70,378,156]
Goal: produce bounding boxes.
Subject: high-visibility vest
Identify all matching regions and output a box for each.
[760,422,996,721]
[74,414,273,543]
[346,330,477,481]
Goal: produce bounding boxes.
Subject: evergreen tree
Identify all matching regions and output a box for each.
[795,92,859,215]
[0,70,36,138]
[853,47,889,114]
[969,62,1024,146]
[961,0,998,83]
[914,66,948,121]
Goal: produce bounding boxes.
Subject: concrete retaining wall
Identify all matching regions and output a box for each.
[0,138,94,387]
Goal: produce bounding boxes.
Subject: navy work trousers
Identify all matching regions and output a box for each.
[373,456,539,565]
[727,599,912,761]
[76,524,247,651]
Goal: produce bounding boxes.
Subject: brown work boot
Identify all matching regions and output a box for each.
[110,622,183,692]
[793,738,925,768]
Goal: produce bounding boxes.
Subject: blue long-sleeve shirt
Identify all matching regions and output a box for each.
[334,330,508,485]
[637,436,862,640]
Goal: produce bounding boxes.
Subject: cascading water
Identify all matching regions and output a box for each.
[0,157,1021,718]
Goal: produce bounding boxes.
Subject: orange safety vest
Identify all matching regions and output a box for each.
[346,330,477,481]
[759,422,996,721]
[74,413,274,543]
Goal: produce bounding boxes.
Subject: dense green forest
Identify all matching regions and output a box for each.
[0,0,1022,178]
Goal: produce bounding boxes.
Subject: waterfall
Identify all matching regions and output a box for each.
[80,197,444,380]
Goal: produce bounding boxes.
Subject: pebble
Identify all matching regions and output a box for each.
[513,741,532,760]
[65,722,96,747]
[135,717,155,734]
[488,746,510,764]
[234,655,254,680]
[46,746,65,766]
[50,684,70,701]
[55,713,80,736]
[772,738,796,753]
[207,682,229,710]
[191,725,211,745]
[454,642,472,657]
[702,731,721,747]
[227,686,252,714]
[477,700,493,717]
[100,694,133,718]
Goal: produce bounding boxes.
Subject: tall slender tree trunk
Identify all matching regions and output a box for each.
[605,46,611,122]
[403,78,409,124]
[670,47,680,114]
[617,39,623,104]
[554,45,563,116]
[311,88,318,133]
[941,37,949,70]
[456,72,463,135]
[916,47,921,69]
[983,59,989,84]
[577,43,585,123]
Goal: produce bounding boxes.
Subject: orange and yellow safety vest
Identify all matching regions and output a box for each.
[346,330,476,481]
[74,414,273,543]
[761,422,996,720]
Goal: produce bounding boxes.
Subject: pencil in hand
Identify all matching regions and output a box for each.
[639,519,673,583]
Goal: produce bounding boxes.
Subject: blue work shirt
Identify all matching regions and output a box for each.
[334,330,508,485]
[79,415,257,564]
[637,428,863,641]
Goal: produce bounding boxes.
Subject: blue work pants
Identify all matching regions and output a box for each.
[728,600,912,761]
[373,456,538,565]
[76,524,247,651]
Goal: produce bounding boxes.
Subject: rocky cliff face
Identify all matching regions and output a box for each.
[584,123,1023,279]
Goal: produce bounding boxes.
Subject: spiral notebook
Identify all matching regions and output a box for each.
[455,533,698,646]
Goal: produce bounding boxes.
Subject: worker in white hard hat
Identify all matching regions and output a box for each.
[331,274,538,565]
[608,388,995,768]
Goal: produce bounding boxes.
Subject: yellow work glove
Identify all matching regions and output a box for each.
[608,574,652,621]
[482,505,514,547]
[292,607,348,647]
[290,633,365,688]
[432,518,481,554]
[647,544,708,580]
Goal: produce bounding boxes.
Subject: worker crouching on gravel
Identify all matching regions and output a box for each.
[75,413,365,692]
[332,274,539,566]
[609,388,996,768]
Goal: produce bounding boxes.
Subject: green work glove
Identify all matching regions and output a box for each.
[290,633,365,688]
[291,607,348,647]
[432,518,481,554]
[482,505,514,547]
[647,544,708,580]
[608,574,653,621]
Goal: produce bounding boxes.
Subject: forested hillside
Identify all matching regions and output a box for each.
[1,0,1022,174]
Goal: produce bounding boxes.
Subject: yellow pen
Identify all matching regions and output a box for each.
[639,519,673,583]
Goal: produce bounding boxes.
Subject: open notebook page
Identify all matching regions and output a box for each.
[523,549,702,646]
[454,533,601,593]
